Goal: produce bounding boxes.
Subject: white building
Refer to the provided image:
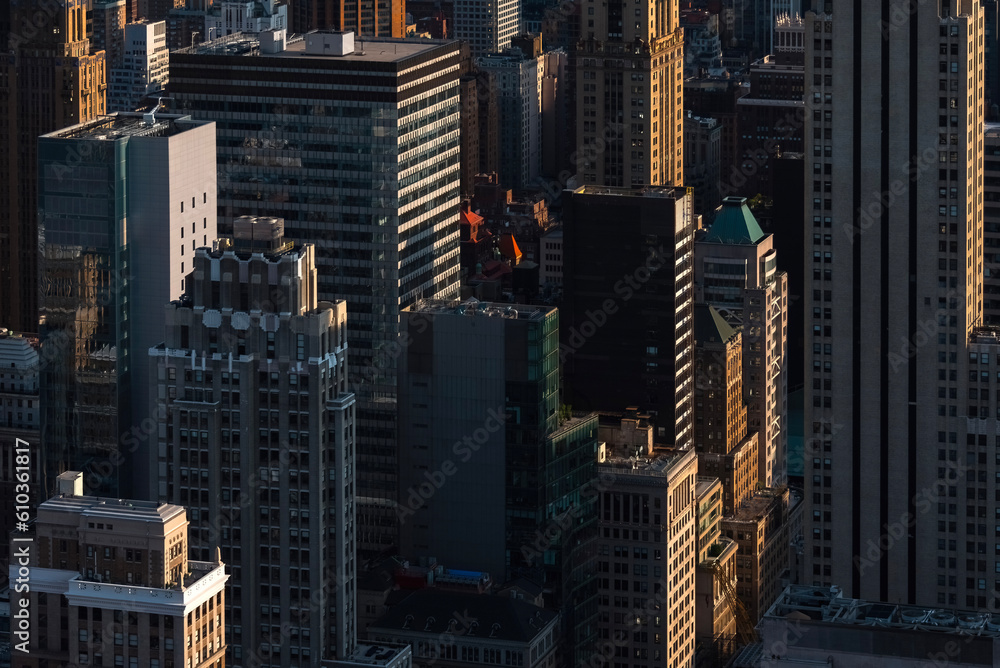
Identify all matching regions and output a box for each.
[204,0,287,38]
[108,20,168,112]
[0,333,39,432]
[38,112,217,497]
[454,0,521,57]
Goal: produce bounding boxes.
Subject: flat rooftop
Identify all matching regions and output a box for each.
[176,32,454,64]
[42,112,204,141]
[407,298,551,321]
[766,585,1000,637]
[727,488,786,521]
[574,185,687,199]
[599,448,692,477]
[40,494,186,525]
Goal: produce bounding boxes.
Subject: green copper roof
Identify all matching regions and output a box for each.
[703,196,766,245]
[694,303,738,346]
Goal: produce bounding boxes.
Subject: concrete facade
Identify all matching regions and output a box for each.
[151,218,356,667]
[11,471,227,668]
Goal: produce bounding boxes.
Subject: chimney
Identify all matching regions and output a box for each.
[57,471,84,497]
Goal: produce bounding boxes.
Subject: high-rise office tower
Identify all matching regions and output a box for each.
[562,186,694,447]
[984,124,1000,325]
[477,47,543,189]
[0,0,106,334]
[108,20,169,112]
[734,13,805,202]
[15,471,228,668]
[87,0,127,71]
[38,112,217,499]
[288,0,406,37]
[695,196,788,486]
[803,0,986,605]
[397,299,600,665]
[575,0,683,186]
[144,0,185,22]
[596,447,698,667]
[171,31,462,557]
[151,217,358,667]
[454,0,521,57]
[692,303,759,514]
[684,111,722,218]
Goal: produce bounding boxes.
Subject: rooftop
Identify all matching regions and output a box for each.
[40,493,186,525]
[42,112,204,141]
[324,642,411,667]
[726,488,787,522]
[0,333,40,369]
[407,298,551,321]
[598,448,692,478]
[176,30,454,64]
[765,585,1000,637]
[574,185,688,199]
[703,196,767,245]
[694,303,739,346]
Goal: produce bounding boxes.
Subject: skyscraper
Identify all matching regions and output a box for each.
[803,0,985,605]
[692,303,759,515]
[453,0,521,57]
[561,186,694,447]
[170,30,462,556]
[0,0,106,334]
[151,217,357,667]
[396,299,600,665]
[37,111,217,499]
[596,447,699,667]
[695,196,788,486]
[575,0,683,186]
[108,20,169,112]
[477,47,543,189]
[288,0,406,37]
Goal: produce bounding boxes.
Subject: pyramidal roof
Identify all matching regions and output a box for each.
[694,303,738,346]
[703,196,766,245]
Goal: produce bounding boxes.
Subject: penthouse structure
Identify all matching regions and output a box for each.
[151,217,357,667]
[11,471,227,668]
